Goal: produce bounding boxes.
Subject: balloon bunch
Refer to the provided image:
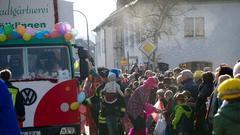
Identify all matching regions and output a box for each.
[70,91,87,114]
[0,22,78,42]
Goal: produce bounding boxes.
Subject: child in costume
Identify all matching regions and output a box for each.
[101,71,124,104]
[172,93,194,135]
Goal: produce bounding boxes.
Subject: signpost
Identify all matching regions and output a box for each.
[138,40,157,68]
[120,57,127,66]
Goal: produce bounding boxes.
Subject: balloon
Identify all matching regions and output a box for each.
[70,102,80,111]
[65,23,72,32]
[23,33,31,41]
[77,92,86,103]
[0,28,4,34]
[64,32,73,41]
[11,30,19,39]
[4,24,13,35]
[42,31,50,39]
[25,27,35,36]
[71,29,78,37]
[16,25,25,35]
[74,60,79,71]
[18,34,22,39]
[78,104,87,114]
[0,34,6,42]
[58,22,67,35]
[50,30,58,38]
[35,31,44,39]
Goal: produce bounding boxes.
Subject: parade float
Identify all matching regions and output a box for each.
[0,23,88,135]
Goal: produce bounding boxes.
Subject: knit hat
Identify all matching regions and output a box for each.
[110,68,121,78]
[143,77,158,89]
[108,71,116,81]
[233,62,240,77]
[217,78,240,100]
[218,66,233,77]
[193,70,203,81]
[174,93,186,101]
[156,89,165,97]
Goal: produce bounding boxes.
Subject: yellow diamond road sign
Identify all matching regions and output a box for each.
[139,41,157,57]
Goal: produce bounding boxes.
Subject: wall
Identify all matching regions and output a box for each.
[58,0,74,27]
[157,1,240,69]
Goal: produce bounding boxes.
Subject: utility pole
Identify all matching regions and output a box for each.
[73,10,90,52]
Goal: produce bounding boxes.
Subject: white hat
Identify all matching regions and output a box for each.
[233,62,240,77]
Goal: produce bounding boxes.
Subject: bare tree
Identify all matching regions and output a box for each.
[127,0,192,42]
[123,0,192,69]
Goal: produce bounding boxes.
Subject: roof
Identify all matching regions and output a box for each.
[93,0,139,31]
[93,0,238,32]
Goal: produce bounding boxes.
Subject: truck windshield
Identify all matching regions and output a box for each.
[0,46,72,80]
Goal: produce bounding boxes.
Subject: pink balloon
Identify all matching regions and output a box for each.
[78,104,87,114]
[65,23,72,32]
[25,27,35,36]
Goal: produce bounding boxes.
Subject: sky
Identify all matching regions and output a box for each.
[69,0,117,42]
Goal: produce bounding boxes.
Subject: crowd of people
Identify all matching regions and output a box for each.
[1,60,240,135]
[82,61,240,135]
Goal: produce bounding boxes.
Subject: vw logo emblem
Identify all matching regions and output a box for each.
[20,88,37,106]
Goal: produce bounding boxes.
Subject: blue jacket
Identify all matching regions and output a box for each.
[0,79,21,135]
[182,79,198,100]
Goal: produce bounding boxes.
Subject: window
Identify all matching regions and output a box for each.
[0,46,71,80]
[0,48,24,79]
[184,17,194,37]
[27,46,71,79]
[184,17,205,37]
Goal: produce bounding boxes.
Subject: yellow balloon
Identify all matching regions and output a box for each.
[23,33,31,41]
[0,34,6,42]
[70,102,80,111]
[74,61,79,71]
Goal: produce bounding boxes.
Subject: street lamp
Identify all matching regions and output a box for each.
[73,10,90,52]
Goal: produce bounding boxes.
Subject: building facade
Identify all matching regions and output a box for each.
[94,0,240,71]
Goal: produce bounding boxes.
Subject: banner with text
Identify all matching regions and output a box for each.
[0,0,55,30]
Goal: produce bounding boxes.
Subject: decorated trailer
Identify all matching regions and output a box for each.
[0,24,82,135]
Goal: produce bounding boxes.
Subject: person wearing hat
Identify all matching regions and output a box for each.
[152,89,167,122]
[172,93,194,135]
[100,71,125,135]
[195,71,214,135]
[212,78,240,135]
[206,65,233,134]
[233,62,240,78]
[193,70,203,88]
[127,77,161,135]
[82,67,110,135]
